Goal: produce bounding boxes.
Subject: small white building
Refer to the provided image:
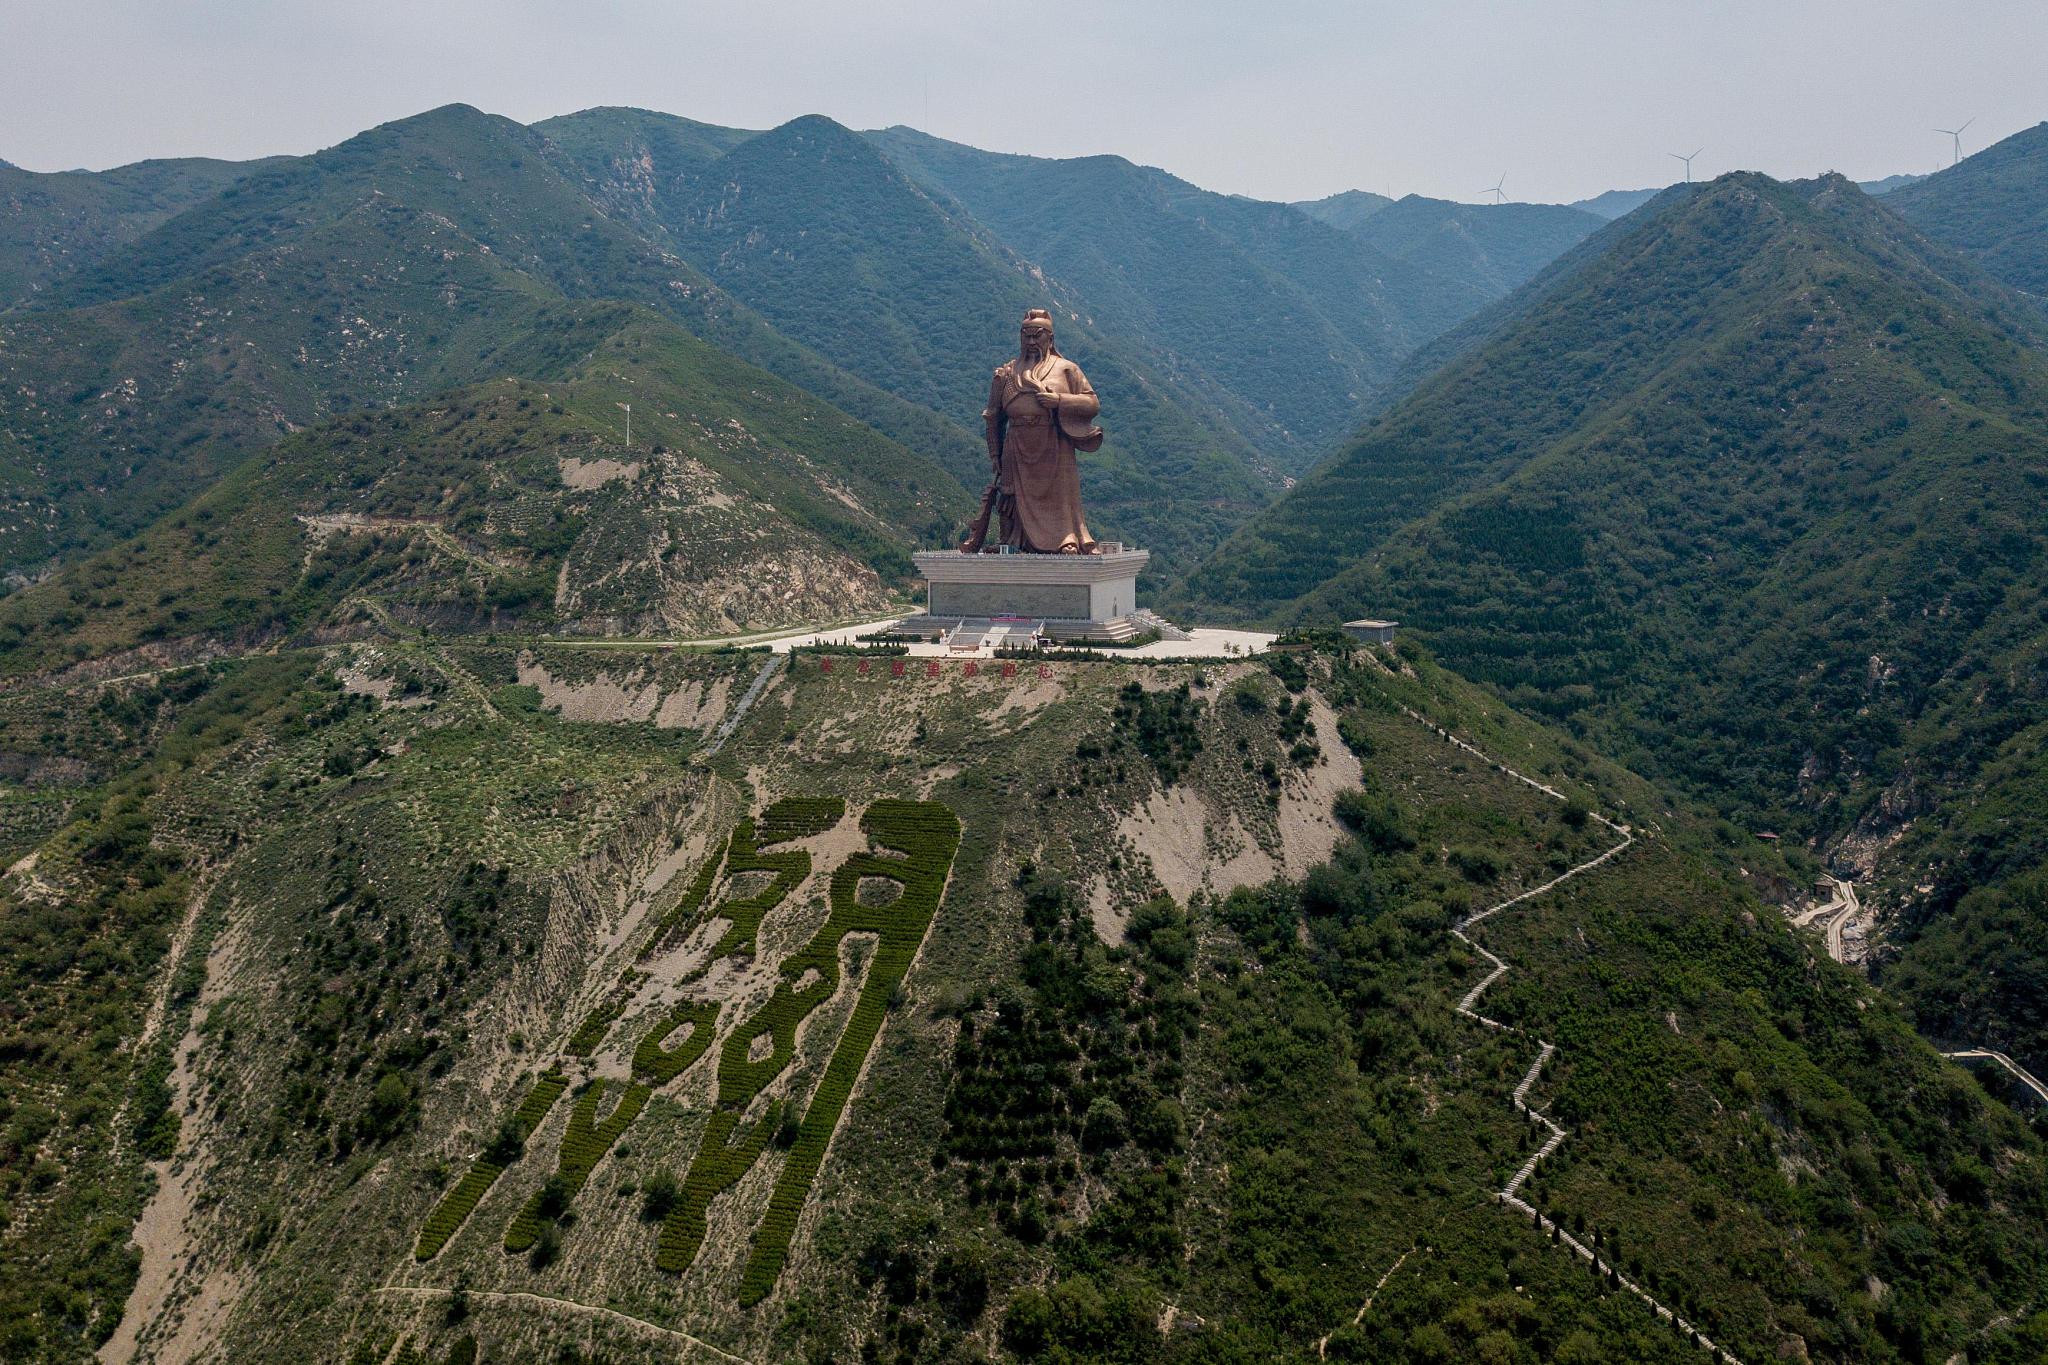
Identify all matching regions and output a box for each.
[1342,619,1398,645]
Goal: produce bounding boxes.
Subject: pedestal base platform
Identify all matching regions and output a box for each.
[890,548,1177,645]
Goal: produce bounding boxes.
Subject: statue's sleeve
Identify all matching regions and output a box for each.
[1061,362,1100,422]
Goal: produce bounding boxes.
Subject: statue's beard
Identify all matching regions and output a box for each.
[1022,340,1049,364]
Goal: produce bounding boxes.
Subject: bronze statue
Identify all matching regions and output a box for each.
[962,309,1103,554]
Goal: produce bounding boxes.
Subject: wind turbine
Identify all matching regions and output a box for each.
[1669,148,1703,183]
[1934,118,1975,166]
[1481,173,1506,205]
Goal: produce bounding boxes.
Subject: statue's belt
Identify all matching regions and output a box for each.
[1006,412,1053,427]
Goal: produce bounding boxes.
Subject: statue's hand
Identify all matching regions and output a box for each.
[1035,391,1061,411]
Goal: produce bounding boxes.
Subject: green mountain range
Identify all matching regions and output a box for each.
[6,628,2046,1363]
[0,156,276,306]
[1173,170,2048,1075]
[539,110,1277,565]
[6,103,2048,1365]
[1296,193,1605,304]
[0,105,985,582]
[1,101,1625,597]
[865,129,1475,465]
[0,305,966,676]
[1889,121,2048,299]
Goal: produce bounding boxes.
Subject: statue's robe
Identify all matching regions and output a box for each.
[983,354,1102,553]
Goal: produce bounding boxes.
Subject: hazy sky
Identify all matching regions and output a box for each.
[6,1,2045,203]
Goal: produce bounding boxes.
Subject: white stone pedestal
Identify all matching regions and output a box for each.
[893,548,1167,643]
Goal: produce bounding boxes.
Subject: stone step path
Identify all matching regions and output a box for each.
[1393,691,1746,1365]
[1797,881,2047,1111]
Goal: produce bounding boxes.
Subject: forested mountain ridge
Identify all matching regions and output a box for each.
[0,102,1620,593]
[1888,120,2048,299]
[0,304,967,677]
[1299,192,1605,305]
[1290,187,1395,232]
[1173,170,2048,1075]
[0,156,276,306]
[0,105,986,581]
[540,111,1278,566]
[5,105,2048,1365]
[865,127,1447,465]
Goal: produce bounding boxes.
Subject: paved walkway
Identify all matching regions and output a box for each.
[540,616,1276,661]
[754,620,1277,660]
[1941,1048,2048,1108]
[1391,698,1746,1365]
[1792,880,2048,1109]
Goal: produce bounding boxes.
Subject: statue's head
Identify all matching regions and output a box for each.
[1019,309,1057,361]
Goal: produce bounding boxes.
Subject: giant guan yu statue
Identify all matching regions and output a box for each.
[961,308,1105,554]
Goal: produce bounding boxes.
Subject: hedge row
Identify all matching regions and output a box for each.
[705,819,809,960]
[564,992,629,1057]
[413,1070,568,1260]
[738,799,960,1303]
[638,847,726,960]
[632,998,722,1084]
[658,801,960,1289]
[655,1106,780,1272]
[504,1077,652,1252]
[756,796,846,845]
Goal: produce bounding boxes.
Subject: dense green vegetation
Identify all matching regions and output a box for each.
[870,130,1433,469]
[1174,171,2048,1076]
[0,308,966,672]
[413,1071,568,1260]
[1889,121,2048,299]
[1299,193,1604,304]
[659,799,962,1299]
[11,99,2048,1365]
[503,1078,652,1254]
[0,104,981,579]
[631,1000,721,1085]
[3,101,1613,598]
[0,656,316,1356]
[0,155,268,305]
[553,112,1285,570]
[1,631,2040,1362]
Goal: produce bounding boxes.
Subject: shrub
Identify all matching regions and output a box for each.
[638,849,724,959]
[1448,845,1505,884]
[640,1169,679,1222]
[704,820,810,959]
[1082,1097,1128,1151]
[756,797,845,845]
[564,994,629,1057]
[1333,789,1415,854]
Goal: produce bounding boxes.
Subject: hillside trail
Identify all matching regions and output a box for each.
[1366,697,1747,1364]
[368,1286,754,1364]
[1804,879,2048,1107]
